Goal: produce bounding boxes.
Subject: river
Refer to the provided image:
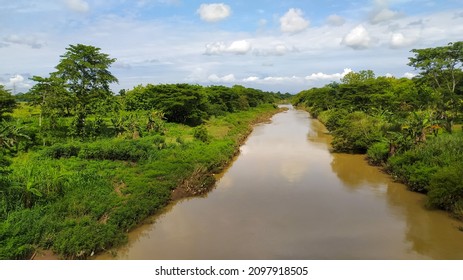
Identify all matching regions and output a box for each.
[99,106,463,260]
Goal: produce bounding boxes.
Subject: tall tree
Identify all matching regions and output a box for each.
[408,41,463,132]
[28,76,73,129]
[52,44,118,136]
[409,41,463,93]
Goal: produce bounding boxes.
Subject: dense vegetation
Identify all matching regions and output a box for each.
[294,41,463,220]
[0,44,285,259]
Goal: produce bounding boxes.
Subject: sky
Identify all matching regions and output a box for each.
[1,0,462,94]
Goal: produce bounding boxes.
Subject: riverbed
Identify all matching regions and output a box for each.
[98,106,463,259]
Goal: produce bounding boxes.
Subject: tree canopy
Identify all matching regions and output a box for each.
[53,44,118,114]
[408,41,463,132]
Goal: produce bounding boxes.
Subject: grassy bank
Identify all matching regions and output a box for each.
[296,104,463,221]
[0,104,282,259]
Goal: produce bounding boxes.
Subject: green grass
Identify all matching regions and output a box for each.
[0,104,280,259]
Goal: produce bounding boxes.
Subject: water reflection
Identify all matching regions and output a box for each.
[330,145,463,259]
[330,153,387,189]
[98,106,463,260]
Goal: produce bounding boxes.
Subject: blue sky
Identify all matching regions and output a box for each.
[1,0,462,93]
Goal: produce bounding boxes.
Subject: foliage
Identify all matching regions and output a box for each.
[331,111,384,153]
[387,132,463,193]
[125,84,208,126]
[427,164,463,213]
[408,41,463,132]
[193,125,210,143]
[0,101,280,259]
[124,83,278,126]
[293,41,463,220]
[366,141,389,165]
[28,44,119,138]
[53,44,118,112]
[0,42,283,259]
[0,85,16,121]
[28,76,73,117]
[341,69,375,84]
[408,41,463,94]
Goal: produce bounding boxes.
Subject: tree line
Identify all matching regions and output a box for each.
[294,41,463,219]
[1,43,286,157]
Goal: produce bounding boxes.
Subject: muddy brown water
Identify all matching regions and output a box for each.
[98,106,463,260]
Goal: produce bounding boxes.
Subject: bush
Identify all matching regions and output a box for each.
[427,164,463,212]
[193,126,210,143]
[387,132,463,194]
[325,109,349,131]
[42,143,81,159]
[367,141,389,165]
[316,110,332,125]
[77,140,151,161]
[331,111,383,153]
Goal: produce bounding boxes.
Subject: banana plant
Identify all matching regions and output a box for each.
[11,166,42,209]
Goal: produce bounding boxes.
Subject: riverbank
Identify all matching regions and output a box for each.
[295,104,463,223]
[170,105,287,201]
[1,104,283,260]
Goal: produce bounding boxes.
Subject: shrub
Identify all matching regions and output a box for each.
[367,141,389,165]
[316,110,332,125]
[193,126,210,143]
[42,143,81,159]
[331,111,383,153]
[77,140,151,161]
[387,132,463,193]
[325,109,349,131]
[427,164,463,212]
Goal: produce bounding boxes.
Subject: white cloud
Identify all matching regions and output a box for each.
[274,44,288,55]
[208,74,236,83]
[204,40,252,55]
[66,0,89,13]
[241,75,303,84]
[326,14,346,26]
[370,7,402,24]
[404,72,417,79]
[342,25,372,50]
[243,76,259,82]
[227,40,252,54]
[390,32,416,48]
[197,3,231,22]
[280,8,309,33]
[2,74,32,92]
[305,68,353,81]
[9,74,25,84]
[263,76,303,83]
[3,34,45,49]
